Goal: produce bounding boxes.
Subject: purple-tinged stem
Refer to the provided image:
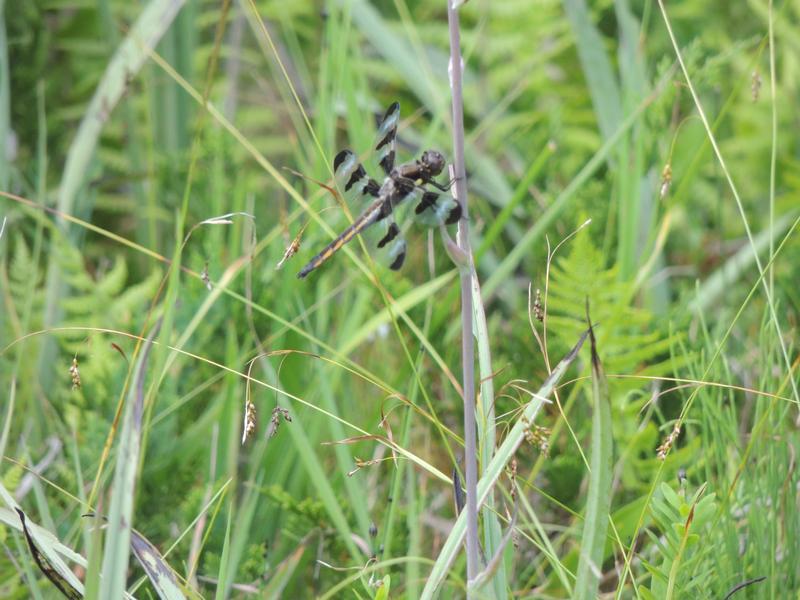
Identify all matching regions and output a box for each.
[446,0,479,586]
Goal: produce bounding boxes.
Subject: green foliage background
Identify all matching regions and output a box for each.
[1,0,798,598]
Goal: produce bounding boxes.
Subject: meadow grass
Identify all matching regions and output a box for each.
[1,0,798,598]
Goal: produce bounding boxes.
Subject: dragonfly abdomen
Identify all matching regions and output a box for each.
[297,200,384,279]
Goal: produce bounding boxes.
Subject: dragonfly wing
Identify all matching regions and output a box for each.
[372,174,422,270]
[295,149,380,277]
[413,190,462,228]
[348,177,416,274]
[375,218,407,270]
[374,102,400,175]
[333,149,380,207]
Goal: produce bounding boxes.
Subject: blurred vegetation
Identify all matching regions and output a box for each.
[1,0,798,598]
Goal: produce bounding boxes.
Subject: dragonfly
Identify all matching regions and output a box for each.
[297,102,462,279]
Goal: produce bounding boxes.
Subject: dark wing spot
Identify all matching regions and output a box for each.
[378,199,393,220]
[415,191,438,214]
[389,250,406,270]
[376,132,394,151]
[365,179,381,197]
[383,102,400,121]
[379,151,395,174]
[446,202,463,225]
[345,165,366,191]
[377,223,400,248]
[333,150,352,172]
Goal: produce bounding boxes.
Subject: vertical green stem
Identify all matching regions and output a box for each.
[446,0,479,588]
[0,0,9,190]
[767,0,776,295]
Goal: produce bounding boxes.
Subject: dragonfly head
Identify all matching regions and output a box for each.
[420,150,446,177]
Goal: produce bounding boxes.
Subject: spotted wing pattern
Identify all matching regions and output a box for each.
[414,190,462,228]
[373,177,412,271]
[375,102,400,175]
[297,150,383,279]
[333,149,380,205]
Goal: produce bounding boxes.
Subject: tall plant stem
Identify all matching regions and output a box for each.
[446,0,479,586]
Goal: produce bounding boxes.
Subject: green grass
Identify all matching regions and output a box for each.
[1,0,799,598]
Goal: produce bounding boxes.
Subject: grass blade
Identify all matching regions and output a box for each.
[689,211,796,314]
[346,0,439,109]
[574,308,613,599]
[0,377,13,460]
[0,0,9,190]
[130,529,187,600]
[15,508,82,599]
[0,489,87,598]
[472,273,506,597]
[562,0,622,140]
[100,321,161,599]
[214,505,233,600]
[54,0,186,222]
[483,95,649,298]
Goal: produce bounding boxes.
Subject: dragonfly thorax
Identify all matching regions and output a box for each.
[379,174,415,207]
[393,150,446,182]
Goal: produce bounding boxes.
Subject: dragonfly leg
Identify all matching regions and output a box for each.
[425,174,462,192]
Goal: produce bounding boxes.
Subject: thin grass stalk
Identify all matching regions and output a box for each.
[767,0,776,295]
[446,0,479,586]
[0,0,9,191]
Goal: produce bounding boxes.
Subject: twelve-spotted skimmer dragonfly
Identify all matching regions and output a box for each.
[297,102,462,278]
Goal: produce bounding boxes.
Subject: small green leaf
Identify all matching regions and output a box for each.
[374,575,391,600]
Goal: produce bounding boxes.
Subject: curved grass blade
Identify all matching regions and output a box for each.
[130,530,187,600]
[15,508,82,600]
[421,330,590,598]
[0,484,92,596]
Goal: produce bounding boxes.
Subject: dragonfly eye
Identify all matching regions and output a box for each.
[422,150,445,176]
